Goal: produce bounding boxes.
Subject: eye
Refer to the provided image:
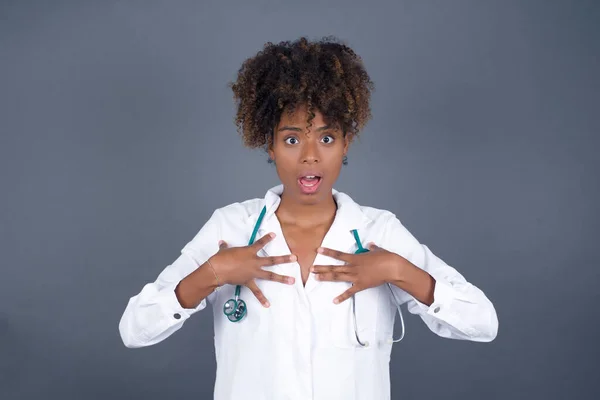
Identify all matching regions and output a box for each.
[321,135,335,144]
[284,137,299,145]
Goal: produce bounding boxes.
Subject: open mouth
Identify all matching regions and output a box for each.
[299,175,321,187]
[297,175,322,194]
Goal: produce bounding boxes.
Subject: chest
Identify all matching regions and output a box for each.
[279,223,329,286]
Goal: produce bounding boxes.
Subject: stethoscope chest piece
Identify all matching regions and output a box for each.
[223,296,247,322]
[223,284,247,322]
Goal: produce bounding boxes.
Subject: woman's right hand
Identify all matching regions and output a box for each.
[207,233,297,307]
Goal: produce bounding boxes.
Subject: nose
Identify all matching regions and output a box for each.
[301,139,319,163]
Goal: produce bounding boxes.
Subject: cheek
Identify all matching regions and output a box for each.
[331,163,343,178]
[273,158,296,180]
[324,159,344,180]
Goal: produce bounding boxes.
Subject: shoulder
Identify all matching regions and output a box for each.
[340,191,420,254]
[360,205,398,225]
[336,189,418,245]
[211,196,264,223]
[336,189,400,227]
[360,205,406,239]
[181,196,264,254]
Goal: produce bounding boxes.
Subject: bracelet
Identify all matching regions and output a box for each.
[206,258,221,291]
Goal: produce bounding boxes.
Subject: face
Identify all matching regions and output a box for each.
[268,104,350,205]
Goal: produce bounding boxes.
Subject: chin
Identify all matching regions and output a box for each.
[283,182,331,204]
[296,186,331,204]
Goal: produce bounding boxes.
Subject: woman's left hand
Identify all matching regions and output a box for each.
[311,243,408,304]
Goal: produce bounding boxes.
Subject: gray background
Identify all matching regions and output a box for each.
[1,0,598,399]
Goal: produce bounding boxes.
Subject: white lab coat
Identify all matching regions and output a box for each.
[119,185,498,400]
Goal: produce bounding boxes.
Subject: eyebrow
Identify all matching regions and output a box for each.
[278,125,336,132]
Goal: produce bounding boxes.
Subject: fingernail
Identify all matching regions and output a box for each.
[290,255,297,261]
[288,277,295,284]
[264,301,270,308]
[218,240,223,245]
[270,233,276,238]
[317,247,324,253]
[333,298,339,304]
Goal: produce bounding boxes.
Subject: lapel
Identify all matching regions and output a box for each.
[245,185,372,293]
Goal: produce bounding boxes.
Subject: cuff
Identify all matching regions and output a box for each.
[408,274,486,339]
[411,278,459,319]
[157,282,207,323]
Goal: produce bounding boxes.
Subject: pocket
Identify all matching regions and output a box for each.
[330,286,382,349]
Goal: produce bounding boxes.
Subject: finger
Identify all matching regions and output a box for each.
[313,271,355,283]
[258,254,297,266]
[218,240,228,250]
[251,232,276,250]
[257,270,295,285]
[317,247,353,262]
[246,280,270,308]
[311,265,353,274]
[334,286,360,304]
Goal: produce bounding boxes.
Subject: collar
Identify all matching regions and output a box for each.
[247,184,371,234]
[246,184,372,293]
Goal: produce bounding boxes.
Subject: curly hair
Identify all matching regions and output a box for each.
[230,36,375,150]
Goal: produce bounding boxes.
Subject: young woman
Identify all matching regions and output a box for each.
[119,37,498,400]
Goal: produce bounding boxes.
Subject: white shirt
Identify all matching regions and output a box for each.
[119,185,498,400]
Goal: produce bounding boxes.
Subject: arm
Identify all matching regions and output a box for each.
[383,215,498,343]
[118,210,223,348]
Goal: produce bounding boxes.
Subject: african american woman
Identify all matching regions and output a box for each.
[119,36,498,400]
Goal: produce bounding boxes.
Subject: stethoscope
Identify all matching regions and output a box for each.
[223,205,405,346]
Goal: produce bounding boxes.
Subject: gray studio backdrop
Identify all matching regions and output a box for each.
[1,1,598,399]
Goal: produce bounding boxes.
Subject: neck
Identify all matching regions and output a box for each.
[276,190,337,228]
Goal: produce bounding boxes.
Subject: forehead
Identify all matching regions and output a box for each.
[277,104,328,127]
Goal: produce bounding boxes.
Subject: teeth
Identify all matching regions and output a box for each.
[300,176,319,187]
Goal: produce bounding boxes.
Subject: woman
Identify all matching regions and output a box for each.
[119,36,498,400]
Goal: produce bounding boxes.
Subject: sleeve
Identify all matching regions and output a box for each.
[382,214,498,342]
[118,209,223,348]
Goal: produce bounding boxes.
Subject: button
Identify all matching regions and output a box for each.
[433,306,440,313]
[173,313,181,319]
